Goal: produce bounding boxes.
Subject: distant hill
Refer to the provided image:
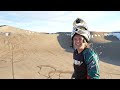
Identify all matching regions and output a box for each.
[0,25,7,27]
[0,25,41,35]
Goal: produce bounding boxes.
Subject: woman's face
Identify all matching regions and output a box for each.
[73,34,85,50]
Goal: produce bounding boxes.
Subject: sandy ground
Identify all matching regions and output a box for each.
[0,25,120,79]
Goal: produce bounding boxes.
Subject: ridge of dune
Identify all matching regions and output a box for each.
[0,25,40,35]
[90,31,120,43]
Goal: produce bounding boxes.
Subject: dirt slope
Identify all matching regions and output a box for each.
[0,25,120,79]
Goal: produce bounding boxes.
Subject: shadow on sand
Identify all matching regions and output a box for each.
[57,32,73,53]
[57,32,120,66]
[92,35,120,66]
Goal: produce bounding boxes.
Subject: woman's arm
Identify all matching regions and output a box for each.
[83,48,100,79]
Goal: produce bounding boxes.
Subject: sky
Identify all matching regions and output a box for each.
[0,11,120,33]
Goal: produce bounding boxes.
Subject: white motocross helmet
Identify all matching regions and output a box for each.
[71,26,91,42]
[71,18,91,42]
[73,18,88,30]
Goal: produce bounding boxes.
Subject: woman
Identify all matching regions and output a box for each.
[71,18,100,79]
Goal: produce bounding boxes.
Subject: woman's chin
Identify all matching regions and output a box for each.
[75,46,80,49]
[75,45,84,50]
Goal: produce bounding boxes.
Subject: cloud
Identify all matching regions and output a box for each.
[0,11,120,32]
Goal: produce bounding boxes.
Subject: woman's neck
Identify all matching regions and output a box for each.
[77,48,84,53]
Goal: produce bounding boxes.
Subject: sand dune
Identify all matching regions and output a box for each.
[0,25,120,79]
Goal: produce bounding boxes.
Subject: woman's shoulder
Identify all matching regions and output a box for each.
[82,48,99,63]
[83,48,94,54]
[82,48,98,58]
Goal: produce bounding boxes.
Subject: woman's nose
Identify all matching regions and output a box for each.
[76,39,80,42]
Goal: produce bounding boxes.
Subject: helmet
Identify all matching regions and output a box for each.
[71,18,91,42]
[73,18,88,30]
[71,27,91,42]
[71,26,91,42]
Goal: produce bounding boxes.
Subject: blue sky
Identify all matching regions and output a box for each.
[0,11,120,33]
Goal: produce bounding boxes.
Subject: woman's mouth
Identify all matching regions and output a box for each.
[75,43,81,46]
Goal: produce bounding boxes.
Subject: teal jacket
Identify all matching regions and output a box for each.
[83,48,100,79]
[73,48,100,79]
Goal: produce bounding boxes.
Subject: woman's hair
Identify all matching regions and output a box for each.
[83,38,90,48]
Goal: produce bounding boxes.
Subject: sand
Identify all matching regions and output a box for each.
[0,25,120,79]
